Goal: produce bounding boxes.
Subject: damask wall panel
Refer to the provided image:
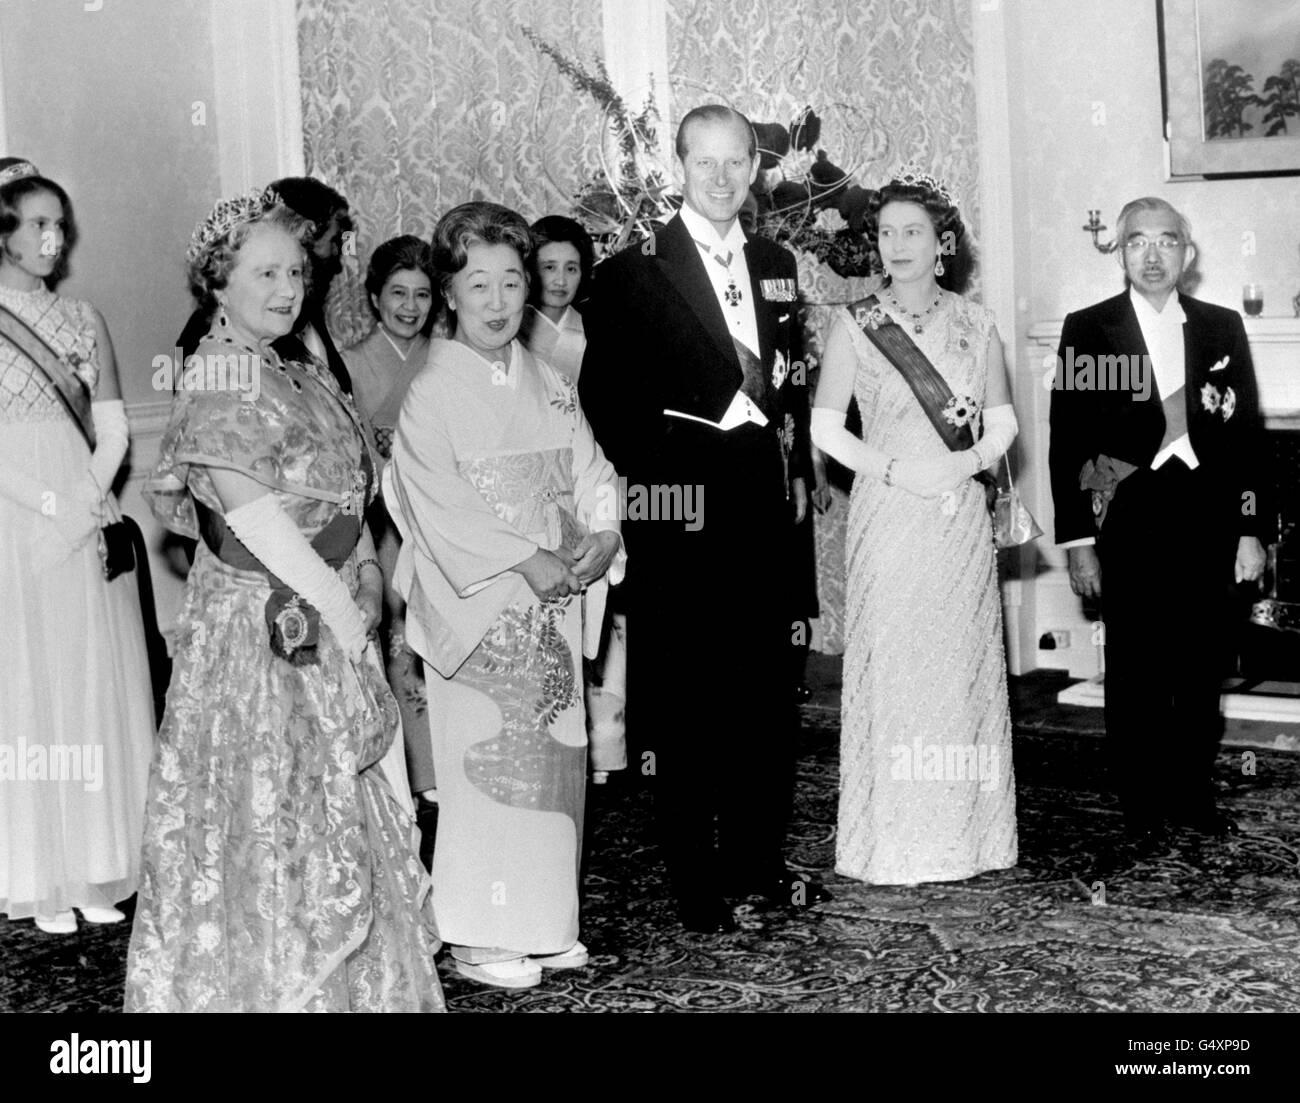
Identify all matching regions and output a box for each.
[297,0,606,345]
[666,0,982,282]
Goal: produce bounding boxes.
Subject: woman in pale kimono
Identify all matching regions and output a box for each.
[344,235,440,803]
[0,159,153,934]
[125,194,443,1012]
[519,215,626,783]
[386,202,623,990]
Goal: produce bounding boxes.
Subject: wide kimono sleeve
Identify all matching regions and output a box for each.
[383,362,539,678]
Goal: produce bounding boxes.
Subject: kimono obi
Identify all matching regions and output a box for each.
[458,447,588,552]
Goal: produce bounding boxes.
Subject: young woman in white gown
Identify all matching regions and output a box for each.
[0,158,154,933]
[812,171,1019,885]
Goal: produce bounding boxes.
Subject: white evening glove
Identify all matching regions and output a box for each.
[810,406,889,481]
[972,403,1018,470]
[891,452,981,498]
[223,493,369,661]
[88,399,130,496]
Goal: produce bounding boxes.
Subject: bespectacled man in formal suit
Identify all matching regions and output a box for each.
[1049,196,1268,845]
[579,104,830,933]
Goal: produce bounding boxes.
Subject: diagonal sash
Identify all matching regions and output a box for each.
[849,294,996,489]
[0,299,96,451]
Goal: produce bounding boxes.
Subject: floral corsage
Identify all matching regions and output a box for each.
[942,394,979,429]
[1200,382,1237,420]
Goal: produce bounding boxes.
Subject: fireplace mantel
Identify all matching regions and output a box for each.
[1026,315,1300,429]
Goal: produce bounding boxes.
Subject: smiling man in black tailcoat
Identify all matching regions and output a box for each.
[579,104,829,933]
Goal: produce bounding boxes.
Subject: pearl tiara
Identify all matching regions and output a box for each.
[187,185,282,262]
[891,162,954,206]
[0,161,40,188]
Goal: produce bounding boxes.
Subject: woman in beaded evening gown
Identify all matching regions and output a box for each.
[0,160,154,934]
[812,175,1018,885]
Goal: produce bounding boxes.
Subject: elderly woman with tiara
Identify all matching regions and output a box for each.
[124,189,443,1012]
[811,167,1019,886]
[0,158,154,935]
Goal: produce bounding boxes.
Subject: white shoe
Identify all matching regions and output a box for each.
[78,905,125,925]
[35,910,77,934]
[533,940,589,970]
[454,956,541,989]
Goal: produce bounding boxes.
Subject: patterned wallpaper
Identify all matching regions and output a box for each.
[297,1,983,342]
[666,0,982,285]
[297,0,607,346]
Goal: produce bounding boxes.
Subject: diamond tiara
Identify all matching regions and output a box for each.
[187,186,282,262]
[891,162,954,206]
[0,161,40,188]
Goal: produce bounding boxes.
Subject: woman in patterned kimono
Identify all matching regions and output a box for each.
[0,159,154,934]
[812,173,1019,885]
[344,235,440,803]
[385,202,623,990]
[124,193,443,1012]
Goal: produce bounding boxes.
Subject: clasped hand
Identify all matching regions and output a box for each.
[891,453,974,499]
[517,530,621,602]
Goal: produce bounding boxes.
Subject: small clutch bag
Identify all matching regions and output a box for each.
[991,462,1042,549]
[97,498,136,582]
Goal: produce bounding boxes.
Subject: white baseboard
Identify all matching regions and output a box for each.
[1057,673,1300,724]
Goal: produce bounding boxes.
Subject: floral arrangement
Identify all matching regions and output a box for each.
[523,28,675,255]
[523,32,881,277]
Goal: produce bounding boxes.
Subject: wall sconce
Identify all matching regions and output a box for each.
[1083,209,1116,254]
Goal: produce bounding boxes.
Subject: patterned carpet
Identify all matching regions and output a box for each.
[3,666,1299,1013]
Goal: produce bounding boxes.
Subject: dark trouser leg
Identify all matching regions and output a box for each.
[1100,462,1233,822]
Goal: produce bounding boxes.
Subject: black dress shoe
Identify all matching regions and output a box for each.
[677,898,739,934]
[1173,808,1241,837]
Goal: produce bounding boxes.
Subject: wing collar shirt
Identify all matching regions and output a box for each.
[675,202,766,429]
[1130,286,1198,472]
[1058,288,1198,549]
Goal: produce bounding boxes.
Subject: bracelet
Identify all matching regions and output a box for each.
[884,458,896,487]
[356,557,381,575]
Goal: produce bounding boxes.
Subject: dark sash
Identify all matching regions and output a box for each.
[849,294,996,490]
[193,446,373,666]
[0,299,96,450]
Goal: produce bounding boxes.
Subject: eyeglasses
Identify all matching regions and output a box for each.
[1123,234,1184,254]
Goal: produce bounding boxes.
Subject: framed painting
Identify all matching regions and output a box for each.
[1159,0,1300,177]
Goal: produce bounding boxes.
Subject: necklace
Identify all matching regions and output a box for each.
[885,286,943,334]
[379,326,416,362]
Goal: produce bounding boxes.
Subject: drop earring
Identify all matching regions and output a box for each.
[934,255,945,278]
[216,302,230,328]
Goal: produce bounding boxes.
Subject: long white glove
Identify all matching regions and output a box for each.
[88,399,130,496]
[810,406,889,481]
[811,405,979,498]
[223,493,369,661]
[972,403,1018,470]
